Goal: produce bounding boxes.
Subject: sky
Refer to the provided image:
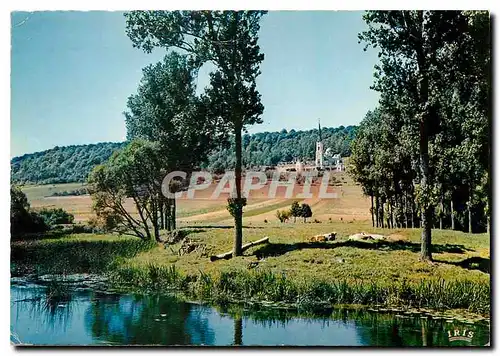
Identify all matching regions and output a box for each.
[10,11,380,157]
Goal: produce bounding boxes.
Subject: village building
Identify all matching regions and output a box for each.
[277,120,344,173]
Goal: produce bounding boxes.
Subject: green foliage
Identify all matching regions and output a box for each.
[226,198,247,218]
[300,203,313,222]
[50,188,88,197]
[38,208,75,226]
[206,125,356,170]
[11,237,156,276]
[88,139,166,241]
[110,267,489,315]
[124,52,223,171]
[10,185,48,236]
[11,142,125,184]
[275,209,291,223]
[352,11,490,242]
[290,201,301,222]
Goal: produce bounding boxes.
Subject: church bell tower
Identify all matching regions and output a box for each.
[315,119,323,169]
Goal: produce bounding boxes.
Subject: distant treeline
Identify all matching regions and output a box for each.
[10,125,357,185]
[11,142,127,185]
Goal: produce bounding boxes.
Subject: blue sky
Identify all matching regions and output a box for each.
[10,11,380,157]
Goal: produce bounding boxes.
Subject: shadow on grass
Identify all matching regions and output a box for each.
[251,239,474,260]
[434,256,490,274]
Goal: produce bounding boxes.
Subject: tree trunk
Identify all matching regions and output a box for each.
[211,237,269,261]
[233,317,243,346]
[171,198,176,231]
[410,192,415,229]
[418,11,432,262]
[165,200,171,231]
[390,199,394,229]
[159,200,164,230]
[375,195,380,228]
[233,125,243,257]
[404,191,408,228]
[450,199,455,230]
[371,195,375,227]
[151,201,160,242]
[381,201,385,228]
[439,193,443,230]
[468,185,473,234]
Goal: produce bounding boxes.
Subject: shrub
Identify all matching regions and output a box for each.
[276,209,291,223]
[300,203,313,222]
[10,185,48,236]
[290,201,301,222]
[38,208,75,225]
[50,187,88,197]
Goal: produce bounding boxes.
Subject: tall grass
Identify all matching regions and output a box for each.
[108,267,490,315]
[11,238,156,275]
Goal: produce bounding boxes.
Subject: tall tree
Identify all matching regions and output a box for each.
[88,140,166,241]
[124,10,266,256]
[124,52,223,231]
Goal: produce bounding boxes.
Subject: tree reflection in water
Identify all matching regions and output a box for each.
[85,292,215,345]
[11,283,76,335]
[11,283,490,347]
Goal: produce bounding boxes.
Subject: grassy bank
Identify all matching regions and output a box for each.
[10,221,490,317]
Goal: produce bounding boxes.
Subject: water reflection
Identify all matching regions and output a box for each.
[85,293,215,345]
[10,283,490,346]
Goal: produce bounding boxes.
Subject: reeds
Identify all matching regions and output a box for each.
[109,267,490,315]
[11,238,156,275]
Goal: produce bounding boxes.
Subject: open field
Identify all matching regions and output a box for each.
[22,171,371,224]
[126,222,490,286]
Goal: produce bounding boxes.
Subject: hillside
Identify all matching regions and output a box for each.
[11,142,126,185]
[11,125,357,185]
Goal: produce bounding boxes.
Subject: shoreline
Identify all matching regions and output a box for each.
[10,272,490,324]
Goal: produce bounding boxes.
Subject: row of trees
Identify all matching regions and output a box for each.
[349,11,490,261]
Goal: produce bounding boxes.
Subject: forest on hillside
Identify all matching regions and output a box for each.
[11,142,126,185]
[11,125,356,185]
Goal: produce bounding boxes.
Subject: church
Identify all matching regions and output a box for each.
[280,120,344,173]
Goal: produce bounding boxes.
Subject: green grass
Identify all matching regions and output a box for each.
[11,221,490,317]
[129,221,489,285]
[11,234,155,275]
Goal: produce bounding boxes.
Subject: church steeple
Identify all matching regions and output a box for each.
[318,119,322,142]
[315,119,324,169]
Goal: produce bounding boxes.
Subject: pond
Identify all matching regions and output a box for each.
[10,281,490,347]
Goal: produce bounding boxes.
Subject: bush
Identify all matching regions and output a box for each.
[38,208,75,225]
[300,203,313,222]
[88,214,119,233]
[10,185,48,236]
[276,209,291,223]
[50,188,88,197]
[290,201,301,222]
